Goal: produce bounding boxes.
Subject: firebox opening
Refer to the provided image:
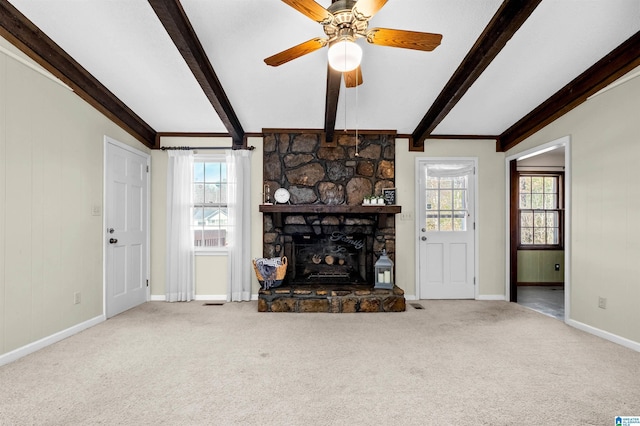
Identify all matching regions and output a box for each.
[291,233,370,285]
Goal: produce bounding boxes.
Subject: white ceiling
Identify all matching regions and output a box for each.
[6,0,640,138]
[518,146,565,167]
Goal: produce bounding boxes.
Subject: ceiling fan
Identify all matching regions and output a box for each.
[264,0,442,87]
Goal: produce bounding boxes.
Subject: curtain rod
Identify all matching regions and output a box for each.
[160,146,255,151]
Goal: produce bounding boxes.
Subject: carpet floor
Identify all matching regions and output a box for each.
[1,300,639,425]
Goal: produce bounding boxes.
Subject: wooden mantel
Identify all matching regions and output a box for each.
[259,204,401,228]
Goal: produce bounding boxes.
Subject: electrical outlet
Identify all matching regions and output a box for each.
[91,204,101,216]
[598,297,606,309]
[74,292,81,305]
[400,213,413,221]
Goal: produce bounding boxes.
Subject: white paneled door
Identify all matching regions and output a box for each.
[105,138,149,318]
[418,159,476,299]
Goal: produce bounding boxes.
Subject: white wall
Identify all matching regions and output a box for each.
[0,37,149,357]
[395,138,506,299]
[151,136,506,301]
[506,67,640,345]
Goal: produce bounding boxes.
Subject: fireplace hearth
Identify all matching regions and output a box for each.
[258,207,404,312]
[258,284,405,313]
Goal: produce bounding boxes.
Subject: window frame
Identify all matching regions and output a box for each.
[517,171,564,250]
[425,174,470,232]
[192,154,229,254]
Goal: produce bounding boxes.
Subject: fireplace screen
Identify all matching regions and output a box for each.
[291,232,369,284]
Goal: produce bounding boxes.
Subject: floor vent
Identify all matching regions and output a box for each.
[203,302,224,306]
[410,303,425,310]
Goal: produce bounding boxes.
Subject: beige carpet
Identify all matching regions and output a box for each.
[1,300,639,425]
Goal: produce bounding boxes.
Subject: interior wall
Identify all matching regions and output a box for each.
[0,36,148,356]
[154,136,505,300]
[506,66,640,345]
[517,250,564,284]
[395,138,505,299]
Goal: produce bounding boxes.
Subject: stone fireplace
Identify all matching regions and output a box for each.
[258,131,405,313]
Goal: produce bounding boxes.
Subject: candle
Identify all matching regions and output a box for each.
[378,273,384,283]
[384,271,391,283]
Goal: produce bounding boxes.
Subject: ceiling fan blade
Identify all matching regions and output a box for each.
[264,37,328,67]
[366,28,442,51]
[344,66,363,88]
[282,0,333,24]
[352,0,388,20]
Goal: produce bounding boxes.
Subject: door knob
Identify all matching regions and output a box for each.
[421,236,427,241]
[109,238,118,244]
[421,228,426,232]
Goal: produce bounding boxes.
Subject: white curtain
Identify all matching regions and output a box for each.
[425,161,474,219]
[165,150,195,302]
[226,149,252,302]
[426,162,475,178]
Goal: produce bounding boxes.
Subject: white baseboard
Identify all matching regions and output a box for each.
[149,295,229,302]
[476,294,506,301]
[400,295,502,301]
[157,294,506,302]
[0,315,105,367]
[195,295,227,301]
[567,319,640,352]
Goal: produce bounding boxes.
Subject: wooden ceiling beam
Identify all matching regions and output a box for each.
[149,0,244,148]
[324,66,342,143]
[498,31,640,152]
[324,0,342,143]
[410,0,542,150]
[0,0,156,148]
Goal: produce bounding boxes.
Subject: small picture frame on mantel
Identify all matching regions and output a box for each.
[382,188,396,205]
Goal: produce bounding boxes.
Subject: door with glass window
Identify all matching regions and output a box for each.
[417,159,476,299]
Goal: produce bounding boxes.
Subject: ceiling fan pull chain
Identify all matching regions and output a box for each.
[355,70,359,157]
[344,72,348,134]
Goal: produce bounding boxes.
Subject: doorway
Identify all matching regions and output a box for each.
[104,137,150,318]
[416,158,477,299]
[506,137,570,321]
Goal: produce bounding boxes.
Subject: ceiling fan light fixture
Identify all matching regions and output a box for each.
[327,38,362,72]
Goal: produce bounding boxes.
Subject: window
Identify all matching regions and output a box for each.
[193,157,228,250]
[518,174,563,248]
[426,175,469,232]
